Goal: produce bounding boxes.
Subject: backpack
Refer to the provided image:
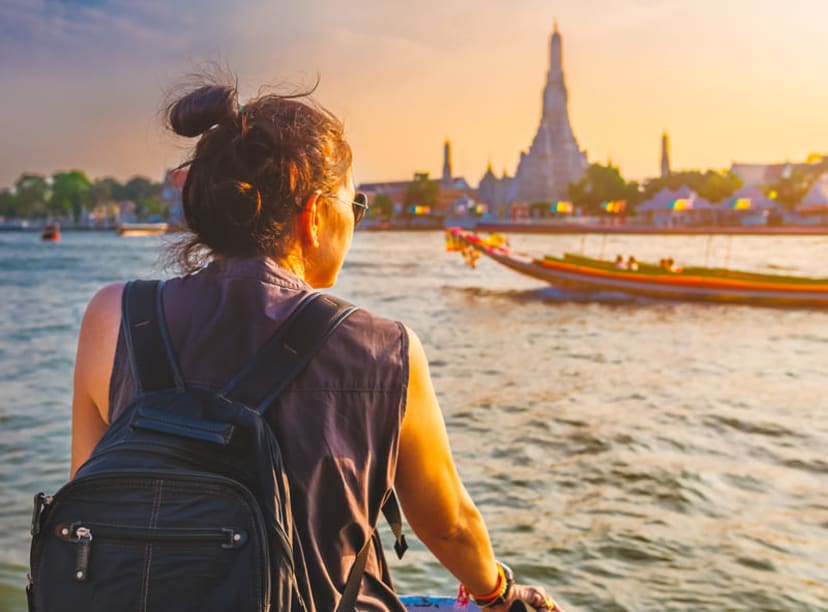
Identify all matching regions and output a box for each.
[27,280,406,611]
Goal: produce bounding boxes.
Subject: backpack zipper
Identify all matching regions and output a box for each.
[73,527,91,582]
[56,522,249,582]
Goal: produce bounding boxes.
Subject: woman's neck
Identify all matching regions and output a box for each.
[274,250,310,286]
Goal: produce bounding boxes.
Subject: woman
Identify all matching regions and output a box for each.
[70,80,560,611]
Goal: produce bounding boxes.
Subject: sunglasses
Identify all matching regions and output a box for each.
[326,191,369,225]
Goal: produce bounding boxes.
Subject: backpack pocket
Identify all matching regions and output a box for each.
[30,470,271,612]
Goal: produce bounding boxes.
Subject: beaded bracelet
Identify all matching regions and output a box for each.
[465,561,514,608]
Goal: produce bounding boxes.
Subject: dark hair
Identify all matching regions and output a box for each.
[165,77,352,273]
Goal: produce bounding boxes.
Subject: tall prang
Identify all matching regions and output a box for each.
[514,23,588,203]
[442,139,453,184]
[661,132,671,177]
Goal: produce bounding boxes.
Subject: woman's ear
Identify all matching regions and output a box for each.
[301,191,322,248]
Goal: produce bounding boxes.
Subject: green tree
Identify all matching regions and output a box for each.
[90,177,120,208]
[371,193,394,218]
[403,172,439,214]
[641,170,705,200]
[50,170,91,221]
[110,179,129,202]
[14,173,50,218]
[696,170,743,203]
[0,189,16,218]
[568,163,640,215]
[766,169,812,211]
[123,176,163,220]
[124,176,158,202]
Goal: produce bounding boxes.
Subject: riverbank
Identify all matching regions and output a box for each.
[473,221,828,235]
[4,221,828,236]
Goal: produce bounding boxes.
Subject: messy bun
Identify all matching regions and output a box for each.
[164,73,352,274]
[168,85,238,137]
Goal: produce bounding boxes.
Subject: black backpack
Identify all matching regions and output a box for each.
[27,280,406,611]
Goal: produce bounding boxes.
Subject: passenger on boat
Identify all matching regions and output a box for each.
[626,255,639,271]
[661,257,681,273]
[70,77,559,611]
[614,254,625,269]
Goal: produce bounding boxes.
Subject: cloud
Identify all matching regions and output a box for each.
[0,0,220,71]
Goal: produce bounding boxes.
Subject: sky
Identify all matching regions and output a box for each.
[2,0,827,189]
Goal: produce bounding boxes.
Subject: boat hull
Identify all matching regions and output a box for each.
[401,596,479,610]
[116,223,169,236]
[449,229,828,308]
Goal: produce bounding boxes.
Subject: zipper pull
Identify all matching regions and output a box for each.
[30,493,53,536]
[74,526,93,582]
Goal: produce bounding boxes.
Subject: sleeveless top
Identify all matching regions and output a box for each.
[108,257,410,611]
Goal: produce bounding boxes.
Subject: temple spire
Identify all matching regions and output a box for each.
[442,139,453,184]
[550,22,563,77]
[515,24,588,202]
[661,132,671,177]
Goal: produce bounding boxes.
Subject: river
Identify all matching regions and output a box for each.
[1,230,826,611]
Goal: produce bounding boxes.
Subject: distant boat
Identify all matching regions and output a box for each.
[41,223,60,242]
[447,228,828,308]
[116,222,169,237]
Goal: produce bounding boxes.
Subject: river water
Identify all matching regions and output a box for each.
[1,230,826,611]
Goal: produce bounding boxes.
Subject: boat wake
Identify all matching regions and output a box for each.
[444,284,665,307]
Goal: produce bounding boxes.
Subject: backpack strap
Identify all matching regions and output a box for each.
[122,280,185,393]
[220,292,358,414]
[382,490,408,560]
[337,491,406,612]
[336,535,372,612]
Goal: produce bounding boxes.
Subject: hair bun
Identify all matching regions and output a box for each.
[169,85,238,137]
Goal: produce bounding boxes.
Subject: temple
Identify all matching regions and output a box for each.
[479,24,587,210]
[513,22,588,203]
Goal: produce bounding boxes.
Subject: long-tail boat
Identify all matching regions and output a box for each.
[40,222,60,242]
[446,228,828,308]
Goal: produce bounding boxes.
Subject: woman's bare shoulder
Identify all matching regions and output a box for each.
[75,283,126,421]
[78,282,127,337]
[84,282,125,319]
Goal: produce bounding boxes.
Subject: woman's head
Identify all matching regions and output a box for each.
[166,77,356,285]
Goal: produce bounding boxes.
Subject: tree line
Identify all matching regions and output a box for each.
[0,171,165,222]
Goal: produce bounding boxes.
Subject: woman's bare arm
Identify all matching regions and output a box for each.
[396,326,557,611]
[70,283,123,477]
[395,326,499,594]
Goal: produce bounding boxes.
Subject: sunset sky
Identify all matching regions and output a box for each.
[2,0,827,189]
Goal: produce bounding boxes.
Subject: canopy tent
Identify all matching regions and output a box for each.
[550,201,573,214]
[636,187,713,227]
[796,175,828,215]
[725,186,779,211]
[637,186,704,212]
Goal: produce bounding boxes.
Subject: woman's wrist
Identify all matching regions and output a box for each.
[465,561,514,608]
